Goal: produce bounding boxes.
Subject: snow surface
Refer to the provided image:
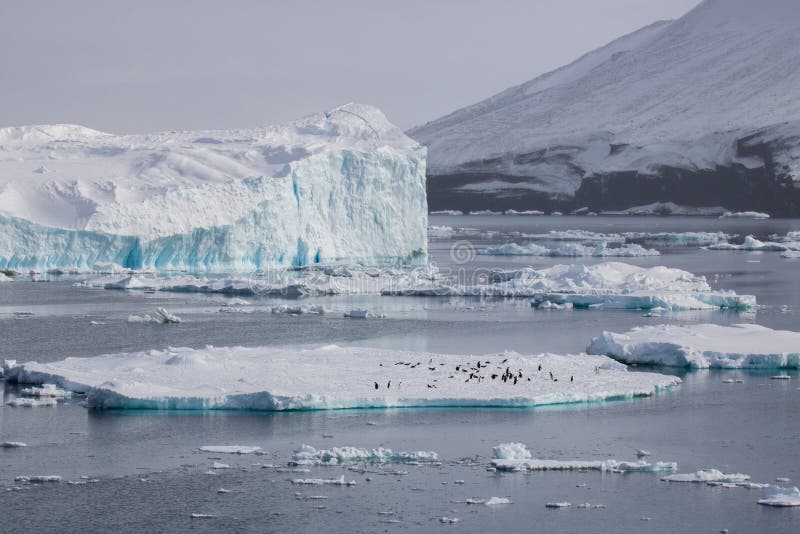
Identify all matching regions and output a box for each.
[588,324,800,369]
[758,486,800,507]
[410,0,800,193]
[479,242,659,257]
[0,104,427,272]
[2,345,680,410]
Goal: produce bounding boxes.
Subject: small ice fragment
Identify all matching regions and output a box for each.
[190,513,216,519]
[439,517,461,524]
[545,502,571,508]
[661,469,749,483]
[771,375,791,380]
[211,462,230,469]
[1,442,27,448]
[776,477,791,483]
[636,449,651,458]
[7,397,58,407]
[128,307,181,324]
[454,480,465,485]
[217,488,230,494]
[485,497,512,506]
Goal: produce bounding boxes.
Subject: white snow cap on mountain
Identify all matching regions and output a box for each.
[0,104,427,272]
[410,0,800,195]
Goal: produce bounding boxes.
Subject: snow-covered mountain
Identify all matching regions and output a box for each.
[409,0,800,215]
[0,104,428,272]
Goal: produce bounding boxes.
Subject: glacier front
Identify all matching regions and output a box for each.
[0,104,428,272]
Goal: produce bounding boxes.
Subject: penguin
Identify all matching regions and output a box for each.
[538,364,542,372]
[374,382,379,390]
[491,374,498,380]
[549,372,553,380]
[387,380,391,389]
[570,376,574,382]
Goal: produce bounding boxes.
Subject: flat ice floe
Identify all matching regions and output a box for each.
[199,446,262,454]
[622,231,730,246]
[758,486,800,507]
[291,445,438,465]
[2,345,680,410]
[478,242,659,257]
[718,211,770,220]
[85,262,755,311]
[587,324,800,369]
[661,469,750,484]
[490,442,676,473]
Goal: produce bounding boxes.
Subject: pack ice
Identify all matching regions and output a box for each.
[588,324,800,369]
[2,345,679,410]
[0,104,427,272]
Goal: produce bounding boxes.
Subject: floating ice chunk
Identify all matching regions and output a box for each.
[493,443,533,460]
[533,300,573,310]
[291,445,439,465]
[469,210,502,215]
[292,475,356,486]
[636,450,651,458]
[190,514,216,519]
[575,503,606,509]
[211,462,230,469]
[271,305,326,316]
[485,497,512,506]
[430,210,463,216]
[200,446,262,454]
[2,442,27,448]
[776,477,791,483]
[719,211,770,219]
[7,397,58,407]
[3,345,680,411]
[127,307,181,324]
[588,324,800,369]
[427,225,456,238]
[546,502,571,508]
[480,242,659,257]
[758,486,800,507]
[770,375,792,380]
[15,475,61,483]
[521,230,625,242]
[661,469,750,483]
[505,210,544,215]
[20,384,72,398]
[782,250,800,258]
[344,309,385,319]
[439,517,461,524]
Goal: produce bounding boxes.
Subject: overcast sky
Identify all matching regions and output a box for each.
[0,0,700,133]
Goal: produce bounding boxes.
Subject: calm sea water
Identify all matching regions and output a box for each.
[1,216,799,533]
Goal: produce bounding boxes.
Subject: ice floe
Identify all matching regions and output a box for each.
[759,486,800,507]
[485,497,513,506]
[1,442,27,448]
[479,242,659,257]
[127,307,182,324]
[782,250,800,258]
[3,345,680,410]
[6,397,58,407]
[708,235,800,252]
[719,211,770,219]
[199,446,262,454]
[588,324,800,369]
[662,469,750,484]
[343,309,385,319]
[292,475,356,486]
[14,475,61,483]
[86,262,755,311]
[291,444,438,465]
[20,384,72,397]
[622,231,730,246]
[491,443,676,473]
[271,305,326,316]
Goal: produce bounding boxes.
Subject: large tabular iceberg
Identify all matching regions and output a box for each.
[2,345,680,410]
[587,323,800,369]
[0,104,427,272]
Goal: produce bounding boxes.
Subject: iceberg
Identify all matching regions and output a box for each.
[587,324,800,369]
[478,242,659,257]
[0,104,427,272]
[719,211,770,219]
[2,345,680,411]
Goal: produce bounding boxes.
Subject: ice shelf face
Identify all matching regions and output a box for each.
[2,345,680,410]
[0,104,428,272]
[587,323,800,369]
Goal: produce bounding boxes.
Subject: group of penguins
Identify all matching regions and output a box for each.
[373,358,574,390]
